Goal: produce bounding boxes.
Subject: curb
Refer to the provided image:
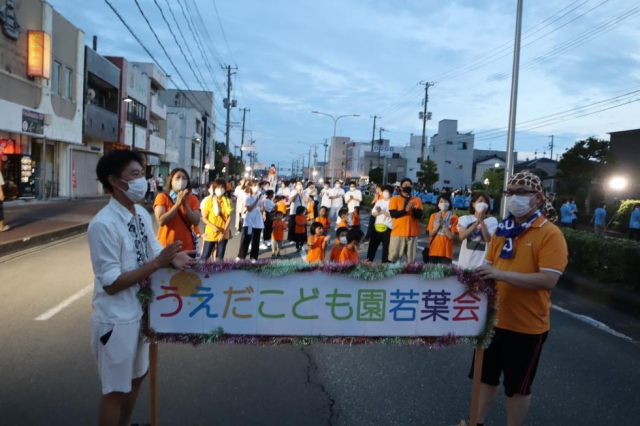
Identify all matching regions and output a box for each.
[558,270,640,319]
[0,223,89,258]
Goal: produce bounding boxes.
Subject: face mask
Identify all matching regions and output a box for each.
[208,188,214,196]
[507,195,534,217]
[350,187,355,192]
[474,202,488,213]
[251,186,259,194]
[172,178,187,192]
[335,184,341,188]
[382,191,390,199]
[214,188,225,196]
[438,202,449,211]
[339,236,347,244]
[402,186,412,194]
[117,177,147,203]
[296,185,303,190]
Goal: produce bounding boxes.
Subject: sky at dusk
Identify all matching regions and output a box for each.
[49,0,640,165]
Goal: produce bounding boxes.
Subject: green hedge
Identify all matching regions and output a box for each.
[615,199,640,231]
[561,228,640,290]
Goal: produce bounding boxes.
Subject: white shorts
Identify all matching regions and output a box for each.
[91,320,149,394]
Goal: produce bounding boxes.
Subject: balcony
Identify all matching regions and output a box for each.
[149,133,166,156]
[84,103,118,142]
[150,93,167,120]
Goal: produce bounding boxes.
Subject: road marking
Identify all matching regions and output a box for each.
[34,284,93,321]
[552,305,634,342]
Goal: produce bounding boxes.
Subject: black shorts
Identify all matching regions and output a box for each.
[469,327,548,397]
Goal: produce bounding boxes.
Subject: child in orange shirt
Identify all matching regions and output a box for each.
[294,205,308,252]
[307,222,328,263]
[336,207,351,230]
[307,199,316,221]
[351,206,361,230]
[338,228,364,263]
[275,196,287,215]
[316,206,331,236]
[329,226,349,262]
[271,211,287,258]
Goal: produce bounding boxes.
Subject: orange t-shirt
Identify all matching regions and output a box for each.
[272,219,286,241]
[351,211,360,226]
[295,214,307,234]
[307,200,316,221]
[329,244,345,261]
[427,212,459,259]
[154,192,201,250]
[316,216,330,233]
[276,200,287,214]
[306,235,326,262]
[373,193,383,205]
[388,195,423,237]
[486,216,568,334]
[338,246,359,263]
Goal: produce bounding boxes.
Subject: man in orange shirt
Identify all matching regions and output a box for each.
[455,170,568,426]
[388,178,423,263]
[338,228,363,263]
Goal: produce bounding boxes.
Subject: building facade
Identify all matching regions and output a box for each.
[429,119,474,190]
[606,128,639,199]
[0,0,85,199]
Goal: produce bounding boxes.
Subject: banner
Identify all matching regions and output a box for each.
[143,262,497,346]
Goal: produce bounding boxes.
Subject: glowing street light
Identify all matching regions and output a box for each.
[610,177,627,191]
[484,178,490,186]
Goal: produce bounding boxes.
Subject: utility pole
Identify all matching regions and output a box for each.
[377,127,386,168]
[239,107,249,167]
[201,112,208,186]
[548,135,554,160]
[370,115,379,152]
[222,64,238,180]
[419,81,434,164]
[323,138,328,175]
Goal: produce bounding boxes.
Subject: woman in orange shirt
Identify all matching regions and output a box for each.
[427,194,458,264]
[307,222,328,263]
[154,168,201,251]
[338,228,364,263]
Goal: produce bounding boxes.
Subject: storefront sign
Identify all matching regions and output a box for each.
[27,31,51,78]
[22,109,44,135]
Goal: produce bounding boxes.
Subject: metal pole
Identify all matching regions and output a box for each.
[419,82,433,164]
[131,103,136,151]
[224,65,232,180]
[41,135,47,201]
[500,0,524,219]
[308,148,312,181]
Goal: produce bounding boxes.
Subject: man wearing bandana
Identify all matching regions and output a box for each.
[457,170,568,426]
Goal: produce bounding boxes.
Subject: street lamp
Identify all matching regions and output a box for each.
[123,96,136,150]
[484,178,490,188]
[311,111,360,180]
[494,163,500,168]
[297,141,322,181]
[609,176,627,191]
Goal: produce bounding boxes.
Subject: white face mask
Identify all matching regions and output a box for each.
[296,185,303,190]
[350,187,355,192]
[172,178,187,192]
[507,195,534,217]
[382,191,390,199]
[438,202,449,211]
[251,186,259,194]
[474,202,489,213]
[339,236,347,244]
[214,188,225,196]
[335,184,341,188]
[118,177,147,203]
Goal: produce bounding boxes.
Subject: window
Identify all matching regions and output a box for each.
[191,143,196,159]
[457,142,468,150]
[52,61,61,95]
[444,180,451,184]
[446,141,453,145]
[64,68,72,99]
[445,160,452,164]
[416,157,421,164]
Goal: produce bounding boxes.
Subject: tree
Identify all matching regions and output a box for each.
[416,159,439,189]
[556,137,615,193]
[212,142,242,179]
[482,168,505,194]
[369,167,383,185]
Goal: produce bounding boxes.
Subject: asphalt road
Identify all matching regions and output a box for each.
[1,220,640,425]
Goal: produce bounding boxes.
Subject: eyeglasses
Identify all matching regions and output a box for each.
[502,189,538,197]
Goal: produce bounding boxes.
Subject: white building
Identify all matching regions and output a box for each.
[327,136,350,181]
[394,134,424,183]
[429,119,474,190]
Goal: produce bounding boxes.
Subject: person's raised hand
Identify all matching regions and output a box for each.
[154,241,182,268]
[176,189,190,205]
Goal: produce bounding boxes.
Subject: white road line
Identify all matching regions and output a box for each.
[34,284,93,321]
[552,305,634,342]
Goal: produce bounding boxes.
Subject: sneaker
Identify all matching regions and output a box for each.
[235,257,241,262]
[235,231,241,235]
[259,243,268,250]
[251,259,257,264]
[451,421,469,426]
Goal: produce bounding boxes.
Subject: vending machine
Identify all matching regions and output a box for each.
[0,154,36,199]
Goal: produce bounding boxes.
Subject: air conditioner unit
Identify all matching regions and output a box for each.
[43,114,51,125]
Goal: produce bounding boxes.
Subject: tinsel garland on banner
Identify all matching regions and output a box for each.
[137,261,498,349]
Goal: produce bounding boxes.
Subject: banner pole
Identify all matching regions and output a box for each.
[469,348,485,426]
[150,342,159,426]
